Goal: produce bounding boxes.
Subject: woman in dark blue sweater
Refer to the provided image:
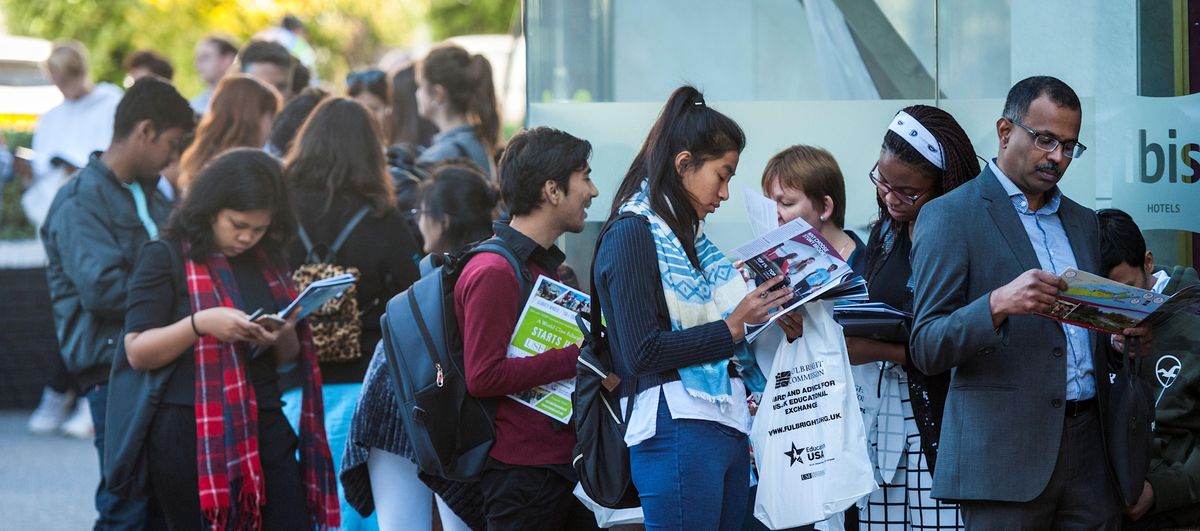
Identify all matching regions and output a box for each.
[592,86,802,530]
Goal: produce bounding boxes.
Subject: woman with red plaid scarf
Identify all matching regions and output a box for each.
[115,148,339,530]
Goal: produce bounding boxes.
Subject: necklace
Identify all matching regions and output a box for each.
[836,238,854,258]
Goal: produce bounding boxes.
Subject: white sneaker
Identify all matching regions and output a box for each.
[60,399,94,439]
[27,387,74,435]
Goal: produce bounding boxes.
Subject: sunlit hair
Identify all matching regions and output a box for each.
[761,145,847,228]
[284,97,394,217]
[420,44,500,154]
[179,74,281,189]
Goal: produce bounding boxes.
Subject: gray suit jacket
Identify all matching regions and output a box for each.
[909,165,1108,502]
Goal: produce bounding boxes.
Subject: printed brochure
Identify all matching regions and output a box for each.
[271,273,356,321]
[734,217,867,342]
[507,275,591,423]
[833,302,911,344]
[1039,267,1200,334]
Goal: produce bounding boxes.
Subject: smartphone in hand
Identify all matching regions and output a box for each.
[246,308,287,332]
[253,314,287,332]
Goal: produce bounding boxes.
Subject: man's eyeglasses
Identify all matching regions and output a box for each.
[869,163,929,205]
[1007,117,1087,159]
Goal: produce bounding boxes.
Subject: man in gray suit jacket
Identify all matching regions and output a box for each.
[910,76,1151,529]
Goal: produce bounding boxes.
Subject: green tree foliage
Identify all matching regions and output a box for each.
[1,0,426,98]
[429,0,518,40]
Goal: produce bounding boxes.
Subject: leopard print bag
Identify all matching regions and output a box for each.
[294,207,370,363]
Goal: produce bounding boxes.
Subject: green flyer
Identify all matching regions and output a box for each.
[507,275,590,423]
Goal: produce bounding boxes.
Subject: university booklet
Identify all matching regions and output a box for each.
[1038,267,1200,334]
[833,302,911,344]
[734,216,868,342]
[272,273,357,321]
[506,275,590,423]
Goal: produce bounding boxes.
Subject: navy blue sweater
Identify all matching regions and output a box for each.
[593,215,738,399]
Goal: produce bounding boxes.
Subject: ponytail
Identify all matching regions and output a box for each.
[422,45,501,154]
[610,85,745,269]
[466,55,500,153]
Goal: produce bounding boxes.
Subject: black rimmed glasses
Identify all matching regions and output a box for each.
[869,163,929,205]
[1007,117,1087,159]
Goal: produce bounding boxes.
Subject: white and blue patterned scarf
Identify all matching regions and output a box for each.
[619,182,766,407]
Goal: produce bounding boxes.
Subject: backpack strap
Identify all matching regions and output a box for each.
[329,206,372,257]
[469,237,534,313]
[297,205,371,264]
[589,212,643,411]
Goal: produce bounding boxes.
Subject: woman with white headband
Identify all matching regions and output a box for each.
[851,105,980,531]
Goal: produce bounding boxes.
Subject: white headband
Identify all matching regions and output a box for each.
[888,111,945,170]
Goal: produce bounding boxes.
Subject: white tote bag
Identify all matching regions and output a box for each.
[750,301,877,529]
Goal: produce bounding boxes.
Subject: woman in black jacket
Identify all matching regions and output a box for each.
[283,97,422,530]
[117,149,339,530]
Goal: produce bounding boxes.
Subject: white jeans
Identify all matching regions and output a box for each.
[366,449,471,531]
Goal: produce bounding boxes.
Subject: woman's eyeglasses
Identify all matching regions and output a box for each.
[869,163,929,205]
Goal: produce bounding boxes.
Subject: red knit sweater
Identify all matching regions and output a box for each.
[454,252,579,466]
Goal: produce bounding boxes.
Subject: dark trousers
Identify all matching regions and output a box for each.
[146,405,310,531]
[47,350,77,394]
[88,383,163,530]
[959,406,1122,530]
[478,462,599,531]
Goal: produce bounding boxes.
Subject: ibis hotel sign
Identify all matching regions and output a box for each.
[1102,93,1200,232]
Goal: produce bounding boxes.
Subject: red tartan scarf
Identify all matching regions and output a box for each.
[183,243,340,530]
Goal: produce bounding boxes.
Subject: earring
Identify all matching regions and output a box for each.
[819,215,827,222]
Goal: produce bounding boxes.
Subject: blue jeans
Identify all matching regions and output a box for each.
[87,383,161,530]
[282,383,378,531]
[629,395,751,531]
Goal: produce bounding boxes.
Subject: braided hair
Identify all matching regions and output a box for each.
[865,104,980,279]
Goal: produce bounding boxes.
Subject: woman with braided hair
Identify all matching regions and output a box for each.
[850,105,980,531]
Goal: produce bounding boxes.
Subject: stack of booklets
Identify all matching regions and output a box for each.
[734,217,868,342]
[832,302,911,343]
[1038,267,1200,334]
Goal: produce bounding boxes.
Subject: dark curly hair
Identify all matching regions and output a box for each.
[165,148,296,261]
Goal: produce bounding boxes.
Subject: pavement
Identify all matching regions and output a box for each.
[0,410,98,530]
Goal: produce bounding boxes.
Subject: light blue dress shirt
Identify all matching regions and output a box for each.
[990,159,1095,401]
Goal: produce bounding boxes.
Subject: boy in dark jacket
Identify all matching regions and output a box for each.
[41,77,194,528]
[1098,208,1200,528]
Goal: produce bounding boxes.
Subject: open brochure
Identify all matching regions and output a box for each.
[269,273,356,321]
[1038,267,1200,334]
[833,302,911,344]
[734,217,868,342]
[507,275,589,423]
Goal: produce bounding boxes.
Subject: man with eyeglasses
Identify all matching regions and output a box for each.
[908,76,1152,529]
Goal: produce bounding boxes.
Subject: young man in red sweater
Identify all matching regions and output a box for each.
[455,126,600,530]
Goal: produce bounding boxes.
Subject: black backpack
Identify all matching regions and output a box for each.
[380,236,532,481]
[573,213,641,509]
